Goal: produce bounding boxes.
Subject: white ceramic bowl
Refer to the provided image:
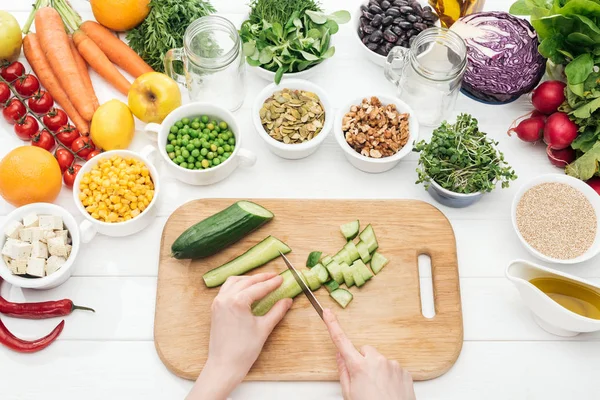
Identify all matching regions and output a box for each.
[72,150,160,243]
[0,203,80,289]
[144,103,256,184]
[511,174,600,264]
[334,94,419,173]
[250,57,331,82]
[252,79,333,160]
[426,180,483,208]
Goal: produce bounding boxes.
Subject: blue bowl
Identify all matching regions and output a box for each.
[426,180,483,208]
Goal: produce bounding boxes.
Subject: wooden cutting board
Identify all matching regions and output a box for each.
[154,199,463,381]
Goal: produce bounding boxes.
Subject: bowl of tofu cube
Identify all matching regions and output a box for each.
[0,203,79,289]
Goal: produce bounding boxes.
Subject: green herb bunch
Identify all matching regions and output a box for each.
[414,114,517,194]
[126,0,216,73]
[240,0,350,83]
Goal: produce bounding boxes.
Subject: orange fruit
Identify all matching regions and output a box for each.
[0,146,62,207]
[90,0,151,32]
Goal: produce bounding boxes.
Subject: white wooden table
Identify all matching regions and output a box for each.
[0,1,599,398]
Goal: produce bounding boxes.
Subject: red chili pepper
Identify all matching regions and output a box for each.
[0,318,64,353]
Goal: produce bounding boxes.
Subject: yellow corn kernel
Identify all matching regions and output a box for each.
[124,215,132,221]
[142,198,149,207]
[110,195,121,204]
[141,167,149,177]
[82,176,91,184]
[102,180,110,188]
[131,209,141,218]
[130,202,138,210]
[138,203,146,211]
[91,212,100,219]
[108,212,118,222]
[98,202,107,210]
[79,192,87,201]
[86,205,97,213]
[98,209,107,218]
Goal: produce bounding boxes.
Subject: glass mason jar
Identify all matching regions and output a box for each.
[164,16,246,112]
[384,27,467,127]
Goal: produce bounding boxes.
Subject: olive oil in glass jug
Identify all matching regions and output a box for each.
[428,0,485,27]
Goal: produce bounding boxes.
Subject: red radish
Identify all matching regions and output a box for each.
[543,112,578,150]
[508,117,544,142]
[547,146,576,167]
[532,81,566,115]
[531,110,547,122]
[587,177,600,195]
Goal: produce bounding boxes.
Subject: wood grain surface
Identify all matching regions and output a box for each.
[154,199,463,381]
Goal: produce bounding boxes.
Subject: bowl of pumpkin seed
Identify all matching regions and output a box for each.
[252,79,333,159]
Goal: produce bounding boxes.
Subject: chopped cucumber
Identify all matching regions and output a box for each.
[334,249,352,265]
[371,252,389,275]
[312,264,330,284]
[330,288,353,308]
[324,280,340,293]
[343,241,360,262]
[252,270,301,316]
[341,263,355,287]
[325,261,344,284]
[306,251,322,268]
[340,220,360,240]
[359,225,378,253]
[353,270,366,287]
[356,241,371,263]
[302,269,321,291]
[352,259,373,281]
[202,236,291,287]
[321,255,333,266]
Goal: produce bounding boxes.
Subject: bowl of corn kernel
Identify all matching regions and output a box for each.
[73,150,160,243]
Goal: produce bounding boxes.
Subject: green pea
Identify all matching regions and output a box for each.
[168,152,175,159]
[213,158,221,166]
[219,156,226,163]
[200,148,208,156]
[180,162,188,168]
[221,132,230,140]
[181,139,189,147]
[223,152,231,158]
[203,128,210,135]
[223,144,231,152]
[202,141,211,149]
[182,149,190,158]
[217,147,224,155]
[166,144,174,152]
[209,133,216,139]
[182,117,190,125]
[169,126,178,134]
[182,134,190,141]
[168,133,176,141]
[219,121,228,130]
[206,123,215,131]
[214,126,221,133]
[191,149,200,157]
[188,156,195,164]
[217,138,224,146]
[199,122,205,129]
[207,152,214,160]
[195,161,202,168]
[228,138,235,145]
[185,143,194,151]
[175,149,181,156]
[191,122,200,129]
[175,121,183,128]
[201,115,209,123]
[202,134,209,141]
[209,144,217,152]
[190,130,199,138]
[176,155,184,163]
[169,140,176,147]
[193,139,202,148]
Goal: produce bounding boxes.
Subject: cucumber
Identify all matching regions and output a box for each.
[356,241,371,263]
[352,259,373,281]
[302,269,321,291]
[359,225,378,253]
[172,201,273,259]
[306,251,322,268]
[330,288,353,308]
[312,264,330,284]
[353,270,366,287]
[252,270,302,316]
[341,263,355,287]
[325,260,344,284]
[343,241,360,262]
[321,255,333,266]
[371,252,389,275]
[340,220,360,240]
[202,236,290,287]
[334,249,352,265]
[324,280,340,293]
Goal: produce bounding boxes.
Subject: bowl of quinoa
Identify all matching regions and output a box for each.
[512,174,600,264]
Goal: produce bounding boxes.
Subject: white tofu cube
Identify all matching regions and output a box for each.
[54,230,69,242]
[2,240,32,259]
[48,237,68,257]
[39,215,63,230]
[41,230,56,243]
[46,255,66,275]
[4,220,23,239]
[1,239,17,257]
[18,228,32,242]
[11,259,28,275]
[19,227,45,243]
[2,255,11,266]
[65,244,72,257]
[26,257,46,277]
[31,241,48,259]
[22,213,39,228]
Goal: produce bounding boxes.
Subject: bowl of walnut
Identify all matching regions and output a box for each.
[335,95,419,173]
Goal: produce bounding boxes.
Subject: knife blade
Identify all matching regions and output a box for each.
[279,251,324,320]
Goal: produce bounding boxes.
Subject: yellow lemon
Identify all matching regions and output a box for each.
[0,11,23,61]
[91,100,135,151]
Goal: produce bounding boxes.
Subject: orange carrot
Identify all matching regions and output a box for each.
[69,35,99,110]
[34,7,95,121]
[80,21,153,79]
[72,30,132,96]
[23,33,90,135]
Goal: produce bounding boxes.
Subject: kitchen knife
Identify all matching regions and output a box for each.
[279,251,324,320]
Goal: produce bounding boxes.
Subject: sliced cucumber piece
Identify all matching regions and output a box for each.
[252,270,302,316]
[359,225,379,253]
[321,255,333,266]
[353,270,366,287]
[306,251,322,268]
[202,236,291,287]
[356,240,371,263]
[343,241,360,262]
[352,259,373,281]
[371,252,389,275]
[312,263,330,284]
[330,288,353,308]
[324,280,340,293]
[334,249,352,265]
[325,260,344,284]
[302,269,321,291]
[340,220,360,240]
[341,262,354,287]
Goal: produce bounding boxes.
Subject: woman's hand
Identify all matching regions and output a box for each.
[186,273,293,400]
[323,309,416,400]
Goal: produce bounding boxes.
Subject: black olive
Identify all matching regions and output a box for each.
[400,5,415,14]
[386,7,401,16]
[366,42,379,52]
[423,5,433,12]
[362,36,370,45]
[413,22,428,31]
[407,28,418,37]
[369,30,384,43]
[381,0,391,9]
[391,25,403,36]
[383,29,398,43]
[358,26,364,37]
[360,17,369,26]
[414,15,423,22]
[369,0,382,5]
[363,24,376,34]
[393,17,405,25]
[370,14,383,27]
[384,42,396,53]
[408,36,416,46]
[361,4,369,13]
[393,0,408,6]
[412,2,423,13]
[369,4,383,14]
[382,15,394,26]
[362,9,374,20]
[423,11,439,21]
[406,14,417,22]
[376,46,388,56]
[398,21,412,30]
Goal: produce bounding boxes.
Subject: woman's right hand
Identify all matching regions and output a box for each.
[323,309,417,400]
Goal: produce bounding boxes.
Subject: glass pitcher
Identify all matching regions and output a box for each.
[164,16,246,112]
[384,27,467,127]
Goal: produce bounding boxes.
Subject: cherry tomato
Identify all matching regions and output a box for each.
[28,90,54,114]
[0,82,10,106]
[14,115,39,140]
[55,124,80,147]
[2,98,26,124]
[43,108,68,132]
[31,129,56,152]
[71,136,94,158]
[55,147,75,172]
[14,74,40,97]
[0,61,25,83]
[63,164,82,188]
[86,149,101,161]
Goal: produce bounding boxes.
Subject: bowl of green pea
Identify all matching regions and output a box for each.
[143,103,256,185]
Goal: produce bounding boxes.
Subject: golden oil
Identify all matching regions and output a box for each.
[428,0,485,27]
[530,277,600,320]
